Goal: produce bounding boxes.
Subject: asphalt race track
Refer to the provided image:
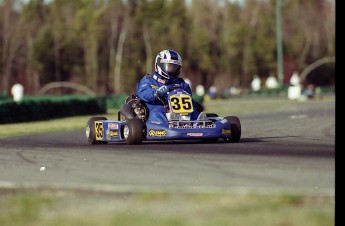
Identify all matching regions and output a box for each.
[0,99,335,195]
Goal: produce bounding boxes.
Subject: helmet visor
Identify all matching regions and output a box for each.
[161,63,181,75]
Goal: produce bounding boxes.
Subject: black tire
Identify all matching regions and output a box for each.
[86,116,108,144]
[122,118,143,145]
[224,116,241,143]
[120,103,136,120]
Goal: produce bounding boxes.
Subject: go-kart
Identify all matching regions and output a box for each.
[85,85,241,145]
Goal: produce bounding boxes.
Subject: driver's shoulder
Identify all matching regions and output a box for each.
[138,73,154,84]
[176,77,188,84]
[145,73,152,79]
[137,73,152,81]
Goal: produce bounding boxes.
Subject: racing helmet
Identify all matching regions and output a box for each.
[155,49,182,80]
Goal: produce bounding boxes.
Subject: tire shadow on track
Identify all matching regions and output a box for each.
[89,136,334,158]
[1,131,334,159]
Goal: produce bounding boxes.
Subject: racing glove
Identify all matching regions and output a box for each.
[155,85,168,97]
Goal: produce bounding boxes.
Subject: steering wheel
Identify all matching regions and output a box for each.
[168,84,186,92]
[154,84,188,110]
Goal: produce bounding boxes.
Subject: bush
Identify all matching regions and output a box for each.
[0,92,10,101]
[0,95,106,124]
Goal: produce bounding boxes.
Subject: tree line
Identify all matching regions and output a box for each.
[0,0,335,95]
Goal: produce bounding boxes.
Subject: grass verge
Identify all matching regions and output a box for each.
[0,188,335,226]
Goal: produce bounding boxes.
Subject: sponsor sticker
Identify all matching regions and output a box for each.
[186,133,203,137]
[108,123,118,129]
[160,59,180,64]
[150,121,162,124]
[149,130,167,137]
[110,130,119,137]
[222,128,231,135]
[157,78,166,84]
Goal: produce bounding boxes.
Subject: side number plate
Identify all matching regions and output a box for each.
[95,121,104,140]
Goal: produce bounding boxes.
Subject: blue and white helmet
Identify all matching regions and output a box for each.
[155,49,182,80]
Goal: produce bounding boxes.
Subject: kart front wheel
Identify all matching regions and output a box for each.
[86,116,108,144]
[224,116,241,143]
[122,118,143,145]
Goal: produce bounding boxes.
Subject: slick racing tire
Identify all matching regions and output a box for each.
[122,118,143,145]
[224,116,241,143]
[120,103,136,120]
[86,116,108,144]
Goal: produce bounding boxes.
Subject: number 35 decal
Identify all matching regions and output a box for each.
[95,122,103,140]
[169,94,194,113]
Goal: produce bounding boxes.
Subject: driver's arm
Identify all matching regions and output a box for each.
[136,79,157,103]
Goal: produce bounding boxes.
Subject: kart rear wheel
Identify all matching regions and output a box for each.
[224,116,241,143]
[120,103,136,120]
[86,116,108,144]
[122,118,143,145]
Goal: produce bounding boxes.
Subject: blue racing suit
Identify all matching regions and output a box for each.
[136,72,200,122]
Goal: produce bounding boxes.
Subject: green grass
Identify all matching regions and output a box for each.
[0,109,118,137]
[0,189,335,226]
[203,97,295,115]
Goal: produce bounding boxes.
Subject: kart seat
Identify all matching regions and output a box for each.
[123,94,148,121]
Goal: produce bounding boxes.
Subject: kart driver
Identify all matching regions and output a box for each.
[136,49,203,122]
